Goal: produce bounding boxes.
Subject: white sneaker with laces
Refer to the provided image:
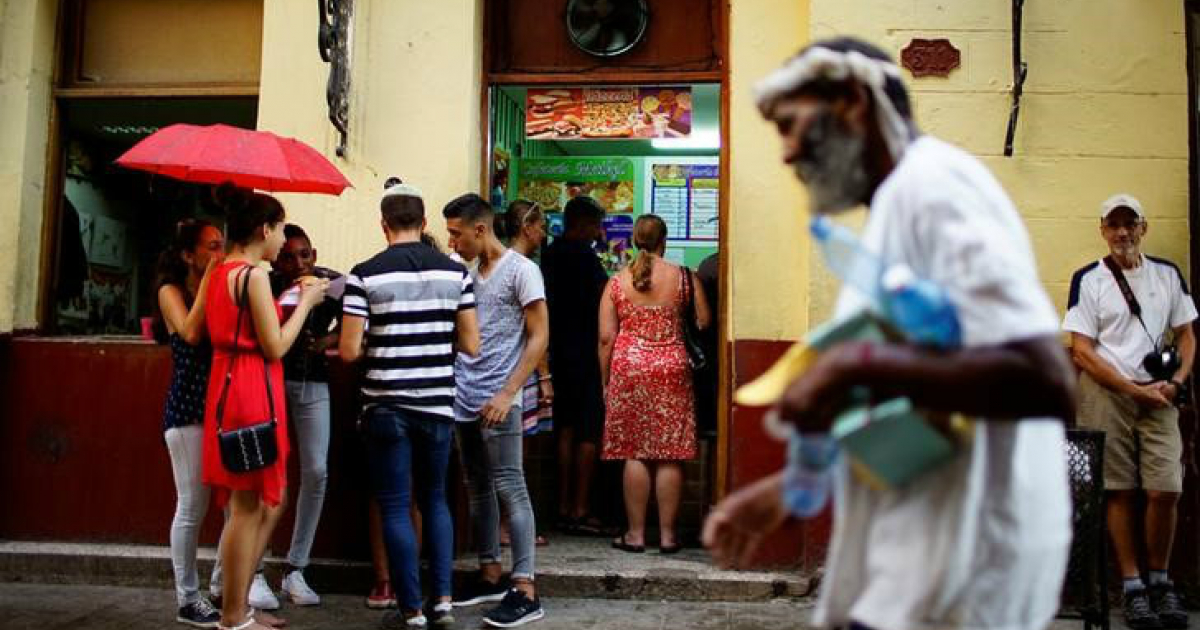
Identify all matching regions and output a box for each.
[248,573,280,611]
[282,569,321,606]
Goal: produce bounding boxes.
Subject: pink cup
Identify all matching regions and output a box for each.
[140,317,155,340]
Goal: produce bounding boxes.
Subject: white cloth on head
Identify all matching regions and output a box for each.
[815,136,1071,630]
[382,181,423,200]
[754,47,911,161]
[1062,255,1196,381]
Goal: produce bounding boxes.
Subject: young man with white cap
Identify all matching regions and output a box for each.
[702,37,1077,630]
[340,180,480,628]
[1063,193,1196,630]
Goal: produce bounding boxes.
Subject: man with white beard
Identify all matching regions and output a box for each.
[703,38,1077,630]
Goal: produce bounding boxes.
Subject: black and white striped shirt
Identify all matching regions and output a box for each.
[343,242,475,422]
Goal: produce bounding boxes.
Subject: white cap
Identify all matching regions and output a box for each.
[1100,193,1144,220]
[382,180,423,201]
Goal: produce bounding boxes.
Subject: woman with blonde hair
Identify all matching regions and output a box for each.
[203,185,327,630]
[599,214,710,553]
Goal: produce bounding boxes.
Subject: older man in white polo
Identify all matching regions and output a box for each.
[1064,193,1196,630]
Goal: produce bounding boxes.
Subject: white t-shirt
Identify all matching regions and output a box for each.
[1061,256,1196,381]
[814,136,1071,630]
[454,249,545,419]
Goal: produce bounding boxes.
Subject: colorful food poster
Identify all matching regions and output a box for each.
[516,157,636,213]
[647,161,719,242]
[599,214,634,275]
[525,87,692,140]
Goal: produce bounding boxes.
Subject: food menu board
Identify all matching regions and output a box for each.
[525,87,692,140]
[516,157,636,213]
[647,161,719,242]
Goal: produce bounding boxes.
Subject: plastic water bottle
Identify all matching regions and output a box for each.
[810,216,961,348]
[782,432,839,517]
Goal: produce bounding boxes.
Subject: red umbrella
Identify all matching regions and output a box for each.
[115,123,351,195]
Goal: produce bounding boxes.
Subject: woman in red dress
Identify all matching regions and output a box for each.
[599,215,710,554]
[204,186,327,630]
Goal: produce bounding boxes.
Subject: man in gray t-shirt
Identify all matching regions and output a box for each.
[443,193,549,627]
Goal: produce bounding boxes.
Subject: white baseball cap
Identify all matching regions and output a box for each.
[1100,193,1144,220]
[382,179,423,201]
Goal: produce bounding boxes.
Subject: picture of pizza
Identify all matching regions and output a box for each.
[518,180,565,212]
[581,100,637,138]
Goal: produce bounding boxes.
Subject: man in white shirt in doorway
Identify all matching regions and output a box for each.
[1063,193,1196,630]
[703,37,1077,630]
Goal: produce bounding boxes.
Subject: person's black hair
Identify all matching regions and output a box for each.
[564,195,605,232]
[793,37,912,119]
[215,183,286,245]
[283,223,310,244]
[382,194,426,231]
[152,217,215,342]
[442,192,493,225]
[420,232,441,250]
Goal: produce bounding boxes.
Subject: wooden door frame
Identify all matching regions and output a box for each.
[478,0,733,500]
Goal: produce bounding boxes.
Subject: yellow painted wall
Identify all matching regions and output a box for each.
[255,0,484,275]
[727,0,813,342]
[807,0,1190,324]
[0,0,58,333]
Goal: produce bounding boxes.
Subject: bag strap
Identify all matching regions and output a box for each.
[214,265,278,433]
[682,267,697,325]
[1102,255,1159,347]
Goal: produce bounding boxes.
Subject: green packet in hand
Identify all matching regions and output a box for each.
[831,397,973,491]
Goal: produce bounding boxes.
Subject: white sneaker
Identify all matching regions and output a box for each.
[281,569,321,606]
[248,573,280,611]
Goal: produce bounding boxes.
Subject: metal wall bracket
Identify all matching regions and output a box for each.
[1004,0,1027,157]
[319,0,353,157]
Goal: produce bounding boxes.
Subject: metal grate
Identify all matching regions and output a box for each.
[1058,429,1110,630]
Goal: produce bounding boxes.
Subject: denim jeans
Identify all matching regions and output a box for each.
[165,425,218,606]
[362,404,454,611]
[284,380,330,569]
[456,405,536,581]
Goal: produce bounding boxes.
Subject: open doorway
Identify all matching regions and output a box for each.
[485,82,724,542]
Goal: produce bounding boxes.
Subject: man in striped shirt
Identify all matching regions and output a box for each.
[340,181,479,628]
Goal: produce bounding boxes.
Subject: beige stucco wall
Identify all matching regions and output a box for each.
[806,0,1191,325]
[0,0,58,333]
[256,0,484,275]
[727,0,813,342]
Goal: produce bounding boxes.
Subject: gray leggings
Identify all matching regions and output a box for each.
[457,406,537,581]
[284,380,330,569]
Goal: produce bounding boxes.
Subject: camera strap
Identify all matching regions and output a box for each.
[1102,255,1160,348]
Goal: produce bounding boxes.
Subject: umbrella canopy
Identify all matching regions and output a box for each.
[115,123,351,195]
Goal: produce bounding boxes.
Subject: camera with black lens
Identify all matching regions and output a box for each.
[1143,345,1182,382]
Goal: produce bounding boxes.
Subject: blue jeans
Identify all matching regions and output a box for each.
[361,405,454,611]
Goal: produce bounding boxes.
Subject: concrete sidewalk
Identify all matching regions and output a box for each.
[0,536,812,602]
[0,582,812,630]
[0,582,1183,630]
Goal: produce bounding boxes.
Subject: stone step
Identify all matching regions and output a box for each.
[0,537,815,603]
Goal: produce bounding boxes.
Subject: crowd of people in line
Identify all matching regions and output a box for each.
[155,179,712,629]
[151,34,1200,630]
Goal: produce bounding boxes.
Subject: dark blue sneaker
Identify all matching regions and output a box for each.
[1126,588,1164,630]
[452,576,508,607]
[176,598,220,628]
[483,588,544,627]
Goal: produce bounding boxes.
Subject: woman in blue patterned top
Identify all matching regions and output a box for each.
[155,218,225,628]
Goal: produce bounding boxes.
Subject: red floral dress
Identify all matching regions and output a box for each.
[201,261,289,508]
[602,271,696,461]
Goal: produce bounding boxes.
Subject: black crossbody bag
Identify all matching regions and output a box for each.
[681,267,707,371]
[215,266,280,473]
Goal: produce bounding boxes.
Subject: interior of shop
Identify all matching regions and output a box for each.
[52,97,257,336]
[489,83,720,271]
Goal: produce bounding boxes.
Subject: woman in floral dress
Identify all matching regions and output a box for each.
[599,215,710,554]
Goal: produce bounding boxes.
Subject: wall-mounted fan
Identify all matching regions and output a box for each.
[565,0,650,58]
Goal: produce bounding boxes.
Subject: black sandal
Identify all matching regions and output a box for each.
[659,543,683,555]
[611,534,645,554]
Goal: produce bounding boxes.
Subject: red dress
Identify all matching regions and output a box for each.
[202,261,289,508]
[602,271,697,461]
